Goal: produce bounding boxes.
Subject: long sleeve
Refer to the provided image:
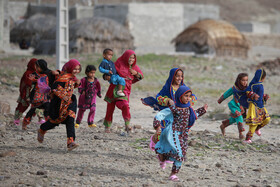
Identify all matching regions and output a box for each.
[195,107,207,118]
[218,87,233,103]
[153,108,173,129]
[96,79,101,97]
[156,95,171,106]
[78,78,86,94]
[99,65,110,74]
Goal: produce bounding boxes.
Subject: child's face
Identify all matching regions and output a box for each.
[128,55,135,66]
[35,64,42,73]
[181,91,192,104]
[103,51,113,61]
[172,70,183,86]
[87,70,96,79]
[240,76,248,87]
[104,75,111,81]
[72,65,81,76]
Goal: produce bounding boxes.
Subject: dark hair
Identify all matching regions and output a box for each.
[85,65,96,74]
[234,73,248,90]
[103,73,110,80]
[261,69,266,80]
[103,48,113,55]
[36,59,49,73]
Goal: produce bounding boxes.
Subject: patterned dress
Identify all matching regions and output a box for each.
[154,105,206,173]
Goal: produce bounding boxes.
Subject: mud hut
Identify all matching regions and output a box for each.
[34,17,134,55]
[10,14,56,48]
[172,19,250,58]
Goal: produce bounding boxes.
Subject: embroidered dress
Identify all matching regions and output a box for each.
[245,69,270,139]
[76,77,101,125]
[154,86,206,174]
[14,58,37,120]
[103,50,143,128]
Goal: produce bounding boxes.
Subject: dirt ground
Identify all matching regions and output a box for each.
[0,54,280,186]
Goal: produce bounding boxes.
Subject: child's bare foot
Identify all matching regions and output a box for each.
[239,133,245,140]
[220,119,229,136]
[105,127,111,133]
[125,125,132,133]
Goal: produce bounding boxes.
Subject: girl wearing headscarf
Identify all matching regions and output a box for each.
[22,59,51,130]
[14,58,37,126]
[37,59,81,151]
[244,68,270,143]
[154,85,207,181]
[103,50,143,133]
[141,68,197,150]
[217,73,249,139]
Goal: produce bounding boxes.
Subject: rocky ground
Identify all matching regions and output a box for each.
[0,51,280,186]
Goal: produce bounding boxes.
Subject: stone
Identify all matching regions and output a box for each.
[0,101,10,115]
[0,151,16,157]
[36,170,47,175]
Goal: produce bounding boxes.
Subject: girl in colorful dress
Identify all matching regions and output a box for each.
[141,68,197,150]
[22,59,51,130]
[154,85,207,181]
[103,50,143,133]
[14,58,37,126]
[37,59,81,151]
[244,68,270,143]
[75,65,101,128]
[217,73,250,139]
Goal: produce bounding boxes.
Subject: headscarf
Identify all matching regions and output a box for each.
[232,73,249,108]
[175,85,192,108]
[174,85,197,129]
[19,58,37,99]
[157,68,185,101]
[58,59,81,82]
[115,50,143,83]
[36,59,50,74]
[62,59,81,73]
[247,69,265,108]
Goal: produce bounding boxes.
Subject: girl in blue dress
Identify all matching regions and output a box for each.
[154,85,207,181]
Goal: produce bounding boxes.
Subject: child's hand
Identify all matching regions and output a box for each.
[75,79,81,86]
[129,68,138,76]
[264,94,270,101]
[240,106,245,114]
[109,70,113,74]
[28,74,36,81]
[82,91,85,95]
[217,96,224,104]
[203,104,208,110]
[253,94,260,100]
[51,70,60,75]
[168,99,174,106]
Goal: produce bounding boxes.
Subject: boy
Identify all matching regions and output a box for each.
[99,48,126,97]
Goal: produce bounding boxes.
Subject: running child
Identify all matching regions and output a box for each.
[244,68,270,143]
[37,59,81,151]
[22,59,51,130]
[75,65,101,128]
[217,73,249,139]
[14,58,37,126]
[154,85,207,181]
[99,48,126,97]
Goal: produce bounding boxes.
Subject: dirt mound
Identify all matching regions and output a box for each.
[257,58,280,75]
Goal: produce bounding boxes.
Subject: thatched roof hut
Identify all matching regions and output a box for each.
[35,17,134,55]
[10,14,56,47]
[172,19,250,57]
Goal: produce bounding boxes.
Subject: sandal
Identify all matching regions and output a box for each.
[157,155,166,169]
[169,175,179,181]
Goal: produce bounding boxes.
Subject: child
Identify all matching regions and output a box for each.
[217,73,249,139]
[37,59,81,151]
[244,68,270,143]
[22,59,51,130]
[154,85,207,181]
[99,48,126,97]
[141,68,197,151]
[75,65,101,128]
[14,58,37,126]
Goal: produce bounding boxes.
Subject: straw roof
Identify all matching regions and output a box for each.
[10,14,56,45]
[172,19,250,50]
[42,17,133,42]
